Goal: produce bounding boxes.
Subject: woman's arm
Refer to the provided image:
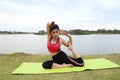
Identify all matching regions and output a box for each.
[60,30,72,44]
[60,38,69,47]
[46,22,51,39]
[60,30,73,49]
[66,33,72,45]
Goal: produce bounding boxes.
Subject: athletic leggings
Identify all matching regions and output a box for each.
[42,51,84,69]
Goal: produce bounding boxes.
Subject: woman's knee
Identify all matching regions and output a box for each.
[74,57,84,67]
[42,60,53,69]
[78,57,84,66]
[78,57,84,63]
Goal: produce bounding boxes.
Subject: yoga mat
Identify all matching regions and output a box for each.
[12,58,120,74]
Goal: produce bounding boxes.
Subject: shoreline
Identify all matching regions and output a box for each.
[0,52,120,55]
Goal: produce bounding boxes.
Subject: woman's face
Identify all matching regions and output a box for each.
[51,29,59,39]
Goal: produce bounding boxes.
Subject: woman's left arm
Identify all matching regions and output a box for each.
[60,30,73,49]
[66,33,72,45]
[60,29,72,44]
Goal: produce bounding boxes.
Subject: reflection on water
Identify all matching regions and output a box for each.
[0,34,120,55]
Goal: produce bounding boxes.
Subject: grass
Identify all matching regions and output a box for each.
[0,53,120,80]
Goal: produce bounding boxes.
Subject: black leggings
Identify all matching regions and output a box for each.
[42,51,84,69]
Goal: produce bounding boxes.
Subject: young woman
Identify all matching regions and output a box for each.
[42,22,84,69]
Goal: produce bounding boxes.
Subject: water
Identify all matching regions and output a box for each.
[0,34,120,55]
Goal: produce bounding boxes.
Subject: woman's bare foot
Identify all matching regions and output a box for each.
[62,63,73,67]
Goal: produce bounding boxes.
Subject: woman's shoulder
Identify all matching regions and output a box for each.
[60,37,66,40]
[60,37,65,43]
[59,37,63,40]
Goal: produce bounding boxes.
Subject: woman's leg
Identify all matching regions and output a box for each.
[68,42,84,66]
[52,63,73,69]
[42,60,73,69]
[53,51,84,67]
[42,60,54,69]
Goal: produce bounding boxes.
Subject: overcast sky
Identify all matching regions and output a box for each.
[0,0,120,32]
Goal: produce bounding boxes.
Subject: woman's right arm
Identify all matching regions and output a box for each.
[46,22,51,39]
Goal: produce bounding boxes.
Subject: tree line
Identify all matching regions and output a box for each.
[69,29,120,35]
[0,31,34,34]
[0,29,120,35]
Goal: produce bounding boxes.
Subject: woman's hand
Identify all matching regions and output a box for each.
[47,21,55,27]
[65,33,71,38]
[60,30,70,35]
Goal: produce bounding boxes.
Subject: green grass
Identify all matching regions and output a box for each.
[0,53,120,80]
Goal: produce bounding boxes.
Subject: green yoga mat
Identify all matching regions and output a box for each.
[12,58,120,74]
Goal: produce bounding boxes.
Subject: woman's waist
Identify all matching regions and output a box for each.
[48,48,60,55]
[50,50,61,56]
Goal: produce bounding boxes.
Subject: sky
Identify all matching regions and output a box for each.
[0,0,120,32]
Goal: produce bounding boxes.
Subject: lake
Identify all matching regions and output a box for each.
[0,34,120,55]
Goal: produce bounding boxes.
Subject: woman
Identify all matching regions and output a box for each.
[42,22,84,69]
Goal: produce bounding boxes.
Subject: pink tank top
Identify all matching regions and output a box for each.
[47,37,60,54]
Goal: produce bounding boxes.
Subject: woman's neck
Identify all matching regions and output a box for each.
[51,37,59,44]
[51,36,59,40]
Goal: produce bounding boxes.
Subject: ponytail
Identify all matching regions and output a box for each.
[50,22,59,32]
